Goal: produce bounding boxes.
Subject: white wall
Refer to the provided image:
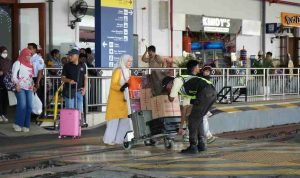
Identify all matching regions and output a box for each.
[135,0,150,55]
[135,0,264,60]
[173,0,262,21]
[135,0,170,57]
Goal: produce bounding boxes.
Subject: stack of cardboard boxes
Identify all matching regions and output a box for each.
[139,75,181,119]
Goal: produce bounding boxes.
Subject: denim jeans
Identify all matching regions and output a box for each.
[15,89,33,128]
[64,91,83,113]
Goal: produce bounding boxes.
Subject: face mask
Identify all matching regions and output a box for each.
[1,53,8,59]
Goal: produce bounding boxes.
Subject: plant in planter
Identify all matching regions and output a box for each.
[174,54,203,75]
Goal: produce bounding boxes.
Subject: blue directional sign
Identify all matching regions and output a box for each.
[95,0,133,67]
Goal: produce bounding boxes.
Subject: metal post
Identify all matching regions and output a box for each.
[297,68,300,95]
[85,68,89,114]
[262,0,266,54]
[48,0,54,51]
[263,68,266,96]
[43,68,47,117]
[283,68,285,95]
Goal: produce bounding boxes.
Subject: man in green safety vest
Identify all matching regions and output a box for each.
[162,60,217,154]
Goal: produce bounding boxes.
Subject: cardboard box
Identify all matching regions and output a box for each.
[151,95,181,119]
[151,97,159,119]
[140,88,152,110]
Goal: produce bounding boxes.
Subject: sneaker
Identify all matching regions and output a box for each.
[181,145,199,154]
[206,111,213,117]
[13,124,22,132]
[0,116,3,122]
[1,115,8,122]
[197,142,207,152]
[22,127,30,132]
[207,136,217,144]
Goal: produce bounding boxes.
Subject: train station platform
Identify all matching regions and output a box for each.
[0,95,299,137]
[0,125,299,178]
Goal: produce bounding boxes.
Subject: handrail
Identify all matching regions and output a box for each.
[42,67,300,115]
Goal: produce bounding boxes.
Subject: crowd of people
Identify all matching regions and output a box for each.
[1,44,290,154]
[0,43,94,132]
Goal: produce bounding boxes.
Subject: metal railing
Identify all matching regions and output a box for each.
[42,67,300,115]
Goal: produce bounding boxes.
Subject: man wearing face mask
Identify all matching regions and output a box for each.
[0,46,11,122]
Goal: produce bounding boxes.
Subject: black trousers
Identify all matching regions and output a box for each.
[188,85,217,146]
[0,88,8,116]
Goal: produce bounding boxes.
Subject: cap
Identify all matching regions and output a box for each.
[258,50,263,56]
[162,76,174,88]
[67,49,79,56]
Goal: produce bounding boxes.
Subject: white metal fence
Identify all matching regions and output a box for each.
[42,67,300,114]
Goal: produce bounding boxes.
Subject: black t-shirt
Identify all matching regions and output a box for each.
[62,62,86,97]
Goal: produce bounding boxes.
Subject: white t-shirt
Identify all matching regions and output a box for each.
[169,77,192,106]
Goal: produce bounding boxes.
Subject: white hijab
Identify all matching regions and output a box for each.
[115,54,132,86]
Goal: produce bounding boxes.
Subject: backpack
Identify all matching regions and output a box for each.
[3,70,16,91]
[3,61,20,91]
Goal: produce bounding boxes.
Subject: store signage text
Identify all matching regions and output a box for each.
[202,17,231,33]
[281,12,300,27]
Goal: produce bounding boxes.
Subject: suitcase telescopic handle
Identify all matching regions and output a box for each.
[68,82,78,109]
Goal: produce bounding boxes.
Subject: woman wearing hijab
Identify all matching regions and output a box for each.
[103,54,133,145]
[12,48,35,132]
[0,46,11,122]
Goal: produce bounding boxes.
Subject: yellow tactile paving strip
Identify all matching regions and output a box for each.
[107,140,300,177]
[214,101,300,114]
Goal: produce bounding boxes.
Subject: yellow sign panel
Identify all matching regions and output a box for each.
[101,0,133,9]
[281,12,300,27]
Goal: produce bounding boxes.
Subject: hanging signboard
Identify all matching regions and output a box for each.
[281,12,300,27]
[95,0,134,67]
[186,15,242,34]
[202,16,231,33]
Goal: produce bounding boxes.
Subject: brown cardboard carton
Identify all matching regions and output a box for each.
[151,95,181,119]
[151,97,159,119]
[140,88,152,110]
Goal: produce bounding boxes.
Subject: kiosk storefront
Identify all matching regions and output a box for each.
[280,12,300,67]
[184,15,242,68]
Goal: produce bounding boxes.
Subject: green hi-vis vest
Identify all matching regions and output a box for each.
[178,75,213,99]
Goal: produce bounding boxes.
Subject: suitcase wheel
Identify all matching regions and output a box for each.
[164,138,174,149]
[58,135,62,139]
[123,141,132,150]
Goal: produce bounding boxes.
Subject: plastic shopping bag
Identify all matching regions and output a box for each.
[32,93,43,115]
[8,91,17,106]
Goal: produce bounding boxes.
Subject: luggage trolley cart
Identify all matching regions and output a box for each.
[123,114,180,150]
[123,110,180,150]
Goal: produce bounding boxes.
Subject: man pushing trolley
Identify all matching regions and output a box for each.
[162,60,217,154]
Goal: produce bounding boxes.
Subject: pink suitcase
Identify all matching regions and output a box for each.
[59,108,81,139]
[59,83,81,139]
